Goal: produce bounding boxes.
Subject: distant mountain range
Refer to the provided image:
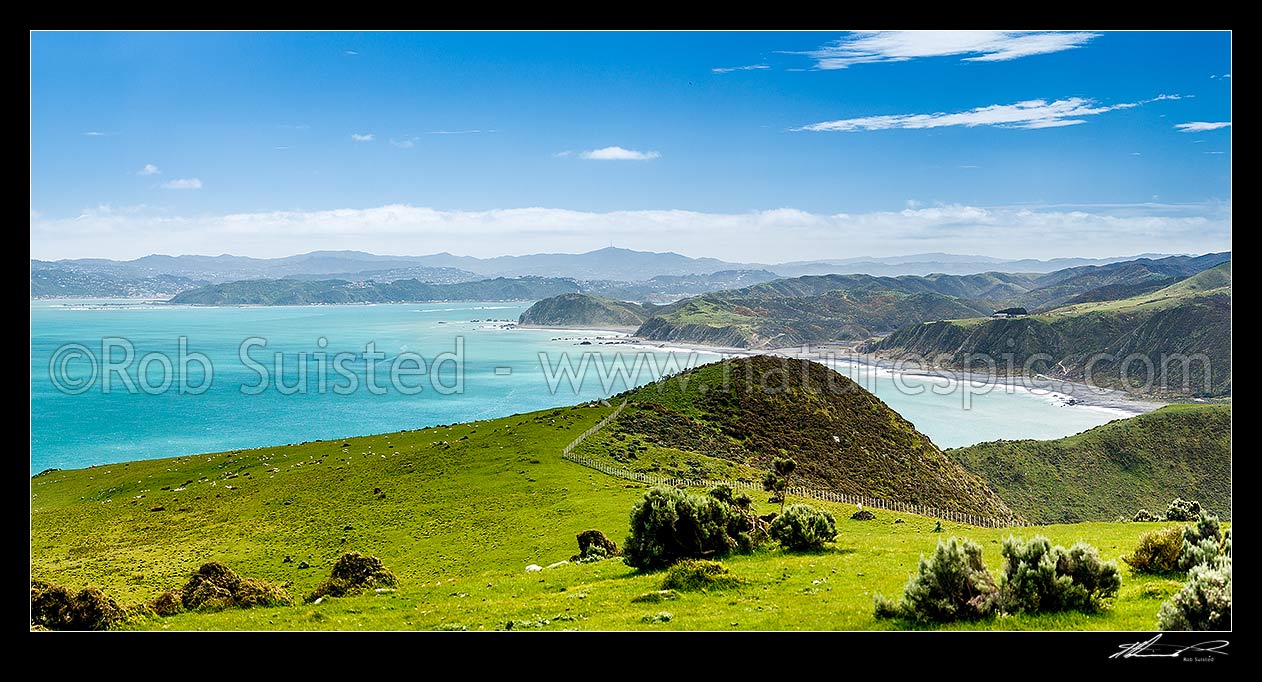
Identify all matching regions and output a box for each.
[31,247,1179,298]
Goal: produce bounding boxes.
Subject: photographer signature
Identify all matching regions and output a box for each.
[1111,634,1229,660]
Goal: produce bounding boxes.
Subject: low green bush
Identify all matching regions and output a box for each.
[769,504,837,551]
[1178,512,1224,570]
[998,536,1120,613]
[623,486,760,569]
[1165,497,1202,522]
[1159,558,1231,631]
[661,560,741,591]
[1133,509,1161,522]
[874,538,997,623]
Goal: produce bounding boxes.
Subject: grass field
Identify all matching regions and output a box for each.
[30,402,1205,630]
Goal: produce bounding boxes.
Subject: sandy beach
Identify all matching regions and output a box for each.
[523,324,1167,416]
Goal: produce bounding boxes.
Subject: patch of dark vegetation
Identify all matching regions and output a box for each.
[851,509,876,521]
[570,529,619,563]
[623,486,766,570]
[630,589,679,603]
[307,552,398,601]
[180,562,292,611]
[31,580,124,630]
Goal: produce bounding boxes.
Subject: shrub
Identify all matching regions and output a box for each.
[761,457,797,513]
[1124,526,1184,574]
[1133,509,1162,522]
[30,581,125,631]
[998,536,1121,613]
[769,504,837,551]
[1158,558,1231,631]
[851,509,876,521]
[873,538,997,623]
[180,561,293,611]
[1178,512,1224,570]
[149,590,183,617]
[623,486,760,569]
[307,552,398,601]
[660,560,740,592]
[570,529,619,563]
[1221,528,1231,558]
[1165,498,1202,522]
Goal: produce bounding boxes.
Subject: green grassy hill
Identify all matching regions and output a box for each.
[626,254,1230,350]
[30,393,1200,631]
[949,405,1231,524]
[866,263,1231,398]
[517,293,650,327]
[599,356,1016,519]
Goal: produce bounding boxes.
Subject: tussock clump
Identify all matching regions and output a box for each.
[1124,526,1185,574]
[570,529,619,563]
[661,559,741,592]
[851,509,876,521]
[31,580,125,630]
[307,552,398,601]
[180,561,292,611]
[149,590,183,616]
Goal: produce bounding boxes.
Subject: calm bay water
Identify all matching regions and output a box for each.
[30,300,1129,471]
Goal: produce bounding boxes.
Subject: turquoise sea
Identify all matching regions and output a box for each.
[30,300,1132,472]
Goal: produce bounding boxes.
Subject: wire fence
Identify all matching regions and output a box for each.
[559,400,1024,529]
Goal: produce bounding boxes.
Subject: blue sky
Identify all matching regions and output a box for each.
[30,31,1231,262]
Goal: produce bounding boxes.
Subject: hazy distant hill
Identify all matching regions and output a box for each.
[33,248,1188,298]
[166,277,580,306]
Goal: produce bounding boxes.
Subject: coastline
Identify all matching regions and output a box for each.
[528,323,1167,417]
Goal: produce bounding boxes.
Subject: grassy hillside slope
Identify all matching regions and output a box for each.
[866,264,1232,398]
[31,397,1196,630]
[517,293,650,327]
[599,356,1016,519]
[949,405,1231,524]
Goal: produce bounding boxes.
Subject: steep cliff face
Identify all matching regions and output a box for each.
[518,293,649,327]
[634,317,755,348]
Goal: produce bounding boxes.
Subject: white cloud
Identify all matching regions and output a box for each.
[30,209,42,221]
[137,164,161,176]
[344,50,359,56]
[712,64,771,74]
[350,133,375,142]
[578,146,661,161]
[161,178,203,190]
[801,31,1100,69]
[83,131,107,137]
[29,202,1230,263]
[1210,73,1231,79]
[390,136,419,149]
[1175,121,1231,132]
[1204,151,1225,155]
[796,95,1181,132]
[428,129,496,135]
